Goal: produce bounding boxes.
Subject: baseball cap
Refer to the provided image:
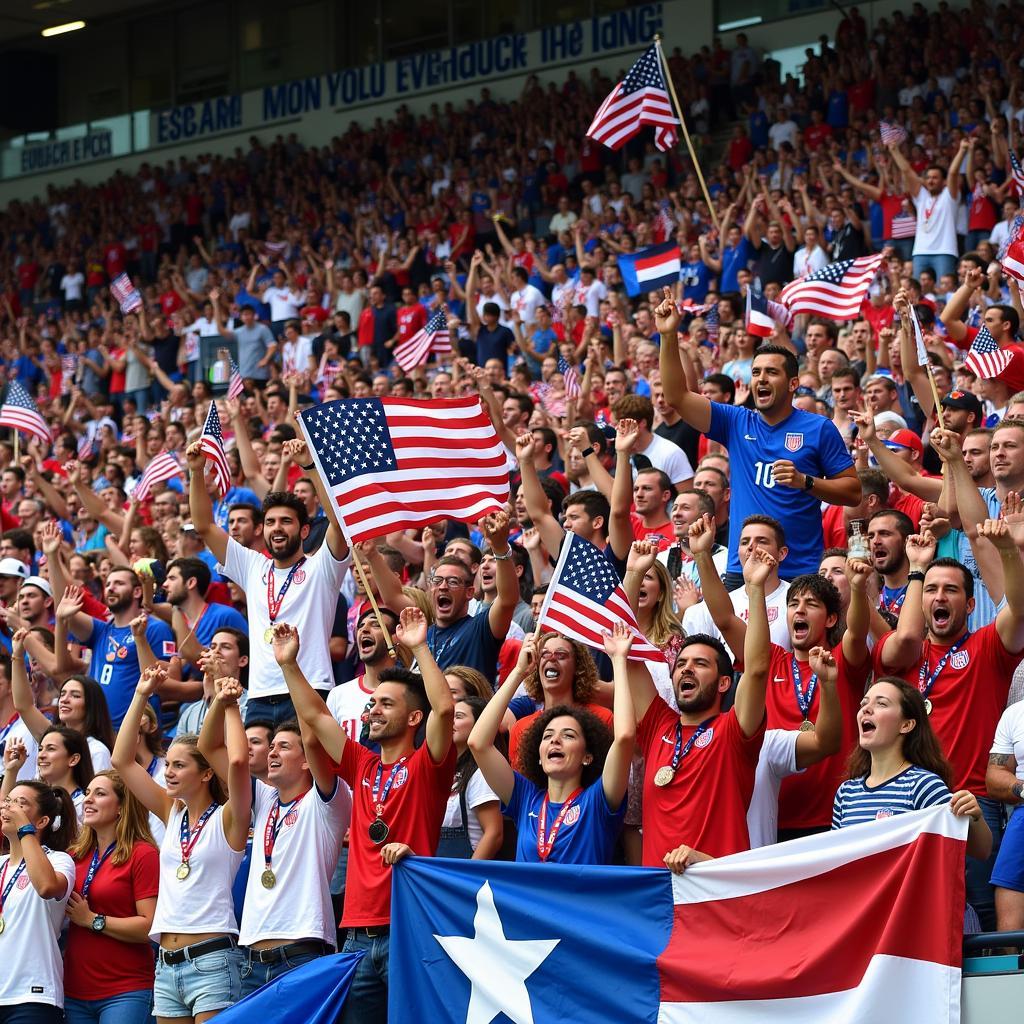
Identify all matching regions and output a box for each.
[21,576,52,598]
[941,389,983,420]
[0,558,28,580]
[883,428,924,456]
[873,411,908,432]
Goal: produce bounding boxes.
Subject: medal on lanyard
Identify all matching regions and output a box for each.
[368,758,407,845]
[792,655,819,732]
[918,634,971,715]
[263,558,306,644]
[81,843,116,899]
[0,857,28,934]
[536,788,583,861]
[261,791,307,888]
[653,715,717,787]
[176,803,217,880]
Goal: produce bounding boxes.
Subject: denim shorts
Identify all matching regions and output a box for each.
[153,944,244,1018]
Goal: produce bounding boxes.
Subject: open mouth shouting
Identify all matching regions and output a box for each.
[791,616,811,646]
[754,382,773,404]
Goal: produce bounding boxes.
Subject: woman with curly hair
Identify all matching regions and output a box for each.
[506,632,613,771]
[468,629,633,864]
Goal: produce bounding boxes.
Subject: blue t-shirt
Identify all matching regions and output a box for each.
[84,616,176,726]
[475,325,514,367]
[720,238,753,293]
[427,608,500,682]
[192,601,248,648]
[679,260,712,302]
[748,109,769,149]
[707,402,854,577]
[213,486,262,530]
[503,774,625,864]
[832,765,950,830]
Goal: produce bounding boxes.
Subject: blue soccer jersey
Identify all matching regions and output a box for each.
[707,402,854,578]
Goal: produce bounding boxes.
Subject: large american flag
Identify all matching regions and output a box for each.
[536,532,665,663]
[110,272,143,314]
[134,450,182,501]
[779,253,885,321]
[559,356,581,400]
[393,307,451,372]
[1011,150,1024,196]
[964,324,1013,380]
[198,401,231,496]
[586,44,679,152]
[0,380,50,446]
[879,120,907,146]
[297,396,510,544]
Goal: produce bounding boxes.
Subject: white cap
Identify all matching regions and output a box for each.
[21,576,52,598]
[0,558,29,580]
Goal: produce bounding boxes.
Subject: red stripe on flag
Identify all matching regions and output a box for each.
[658,829,964,1003]
[634,250,677,273]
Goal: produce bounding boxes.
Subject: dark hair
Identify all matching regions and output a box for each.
[507,393,535,418]
[58,676,115,751]
[562,489,610,524]
[694,464,729,489]
[432,555,473,586]
[532,426,558,452]
[741,513,786,549]
[229,502,263,525]
[820,546,849,562]
[847,677,953,787]
[245,719,274,740]
[830,365,859,386]
[703,373,736,402]
[868,507,914,539]
[926,557,975,599]
[787,573,842,642]
[15,780,77,851]
[2,528,34,555]
[453,697,492,794]
[612,394,655,430]
[674,633,733,680]
[210,627,250,687]
[517,704,612,790]
[271,719,303,742]
[992,303,1021,337]
[752,343,800,380]
[807,317,839,343]
[681,489,716,517]
[41,725,94,793]
[262,490,310,528]
[377,666,430,718]
[857,468,889,503]
[168,556,211,596]
[356,606,400,631]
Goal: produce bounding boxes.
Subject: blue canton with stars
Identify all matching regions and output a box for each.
[970,324,998,354]
[618,44,669,97]
[301,399,397,485]
[560,535,620,603]
[803,259,854,284]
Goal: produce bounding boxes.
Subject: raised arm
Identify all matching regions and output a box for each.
[850,411,942,502]
[515,433,567,556]
[481,510,517,640]
[655,287,712,432]
[842,558,872,668]
[877,532,933,671]
[283,432,348,561]
[185,441,229,563]
[394,606,454,763]
[690,513,746,656]
[794,646,842,769]
[733,547,775,737]
[599,623,638,811]
[9,630,52,741]
[608,418,639,562]
[979,518,1024,654]
[946,138,969,201]
[886,140,924,196]
[216,676,252,850]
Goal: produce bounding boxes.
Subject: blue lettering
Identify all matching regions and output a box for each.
[427,51,444,87]
[595,4,661,52]
[512,33,527,68]
[368,64,386,99]
[495,36,511,73]
[326,71,343,105]
[264,84,287,121]
[395,59,411,95]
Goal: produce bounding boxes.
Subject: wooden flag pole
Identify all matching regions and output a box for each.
[349,546,398,661]
[12,430,19,463]
[654,35,720,235]
[925,365,946,430]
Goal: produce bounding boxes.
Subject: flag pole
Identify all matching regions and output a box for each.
[349,546,398,661]
[925,365,946,430]
[654,35,720,235]
[12,430,18,463]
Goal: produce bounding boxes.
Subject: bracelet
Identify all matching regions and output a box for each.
[907,571,925,583]
[580,446,595,459]
[492,549,513,561]
[17,824,37,838]
[298,463,314,471]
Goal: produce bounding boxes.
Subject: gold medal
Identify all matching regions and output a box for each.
[264,627,275,644]
[261,869,276,889]
[799,719,815,733]
[0,915,5,935]
[924,698,933,716]
[653,765,675,787]
[176,861,191,881]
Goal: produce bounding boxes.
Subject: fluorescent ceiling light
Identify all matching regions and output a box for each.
[41,20,86,37]
[717,16,763,30]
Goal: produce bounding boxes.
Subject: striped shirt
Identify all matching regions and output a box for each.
[832,765,951,830]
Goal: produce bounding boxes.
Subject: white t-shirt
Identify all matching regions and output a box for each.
[263,286,304,321]
[60,272,84,302]
[238,779,350,947]
[510,284,545,328]
[573,278,607,318]
[474,292,512,329]
[0,850,75,1007]
[638,433,694,486]
[793,245,829,279]
[0,715,37,782]
[335,288,365,323]
[229,211,251,240]
[327,676,375,743]
[150,802,243,940]
[224,538,350,698]
[991,701,1024,784]
[551,280,574,317]
[281,335,314,376]
[682,579,792,660]
[442,770,500,851]
[88,736,112,772]
[912,185,958,257]
[747,728,800,848]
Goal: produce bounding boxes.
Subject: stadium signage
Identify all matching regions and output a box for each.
[18,129,112,173]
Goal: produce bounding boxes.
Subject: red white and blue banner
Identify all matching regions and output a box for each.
[618,242,681,297]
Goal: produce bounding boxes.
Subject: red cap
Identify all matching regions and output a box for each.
[301,306,329,323]
[883,428,923,456]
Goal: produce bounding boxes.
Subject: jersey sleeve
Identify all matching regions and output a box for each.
[130,842,161,901]
[224,536,259,586]
[333,733,373,787]
[502,771,534,821]
[145,618,177,660]
[815,417,855,478]
[991,706,1019,755]
[465,770,500,811]
[636,696,674,757]
[707,399,743,447]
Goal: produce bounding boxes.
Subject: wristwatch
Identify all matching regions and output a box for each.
[803,474,815,491]
[1013,781,1024,802]
[91,915,107,933]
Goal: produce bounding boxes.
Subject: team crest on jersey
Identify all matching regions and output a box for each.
[950,650,970,670]
[162,641,177,658]
[563,805,581,827]
[293,569,306,585]
[767,607,778,622]
[16,873,29,889]
[785,433,804,452]
[695,728,714,749]
[284,810,299,827]
[392,765,410,789]
[875,809,894,819]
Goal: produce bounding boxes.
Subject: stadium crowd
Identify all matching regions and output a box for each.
[6,0,1024,1021]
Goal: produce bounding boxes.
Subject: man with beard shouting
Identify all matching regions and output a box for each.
[187,436,351,726]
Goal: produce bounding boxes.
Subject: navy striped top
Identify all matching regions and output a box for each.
[832,765,951,830]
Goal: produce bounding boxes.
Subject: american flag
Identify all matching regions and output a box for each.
[998,213,1024,260]
[779,253,885,321]
[77,434,99,460]
[704,303,720,344]
[393,307,452,372]
[297,396,510,544]
[134,450,182,501]
[879,120,907,146]
[656,203,676,244]
[1002,236,1024,283]
[1011,151,1024,196]
[964,324,1014,380]
[227,358,244,400]
[110,272,143,314]
[0,380,50,446]
[559,356,581,400]
[586,44,679,153]
[536,532,665,662]
[198,402,231,496]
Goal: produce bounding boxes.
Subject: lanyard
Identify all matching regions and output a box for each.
[266,558,306,625]
[918,633,972,699]
[792,655,819,719]
[0,713,19,746]
[371,758,407,815]
[146,757,160,777]
[0,858,27,914]
[536,788,583,862]
[183,603,210,635]
[179,803,218,864]
[668,715,718,773]
[71,788,83,802]
[263,790,308,869]
[81,843,116,899]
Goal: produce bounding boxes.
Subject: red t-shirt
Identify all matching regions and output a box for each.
[630,512,673,551]
[108,347,127,394]
[962,326,1024,392]
[64,841,160,999]
[159,290,183,317]
[767,643,870,830]
[396,303,427,342]
[104,244,127,279]
[888,485,924,530]
[804,123,833,151]
[509,702,613,771]
[861,300,895,337]
[871,624,1022,794]
[637,699,764,864]
[332,737,455,926]
[821,503,847,549]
